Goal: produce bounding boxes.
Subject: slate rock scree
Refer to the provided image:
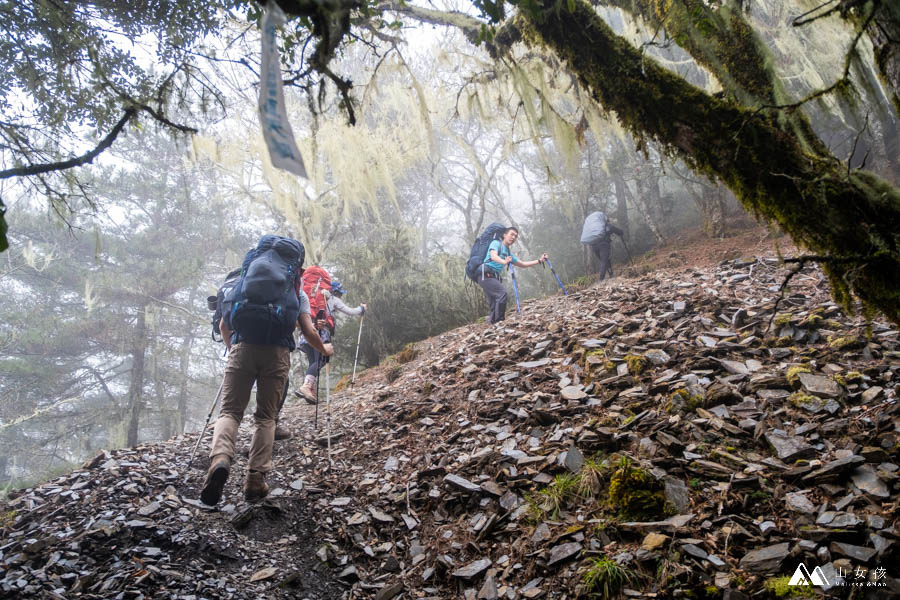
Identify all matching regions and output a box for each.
[2,252,898,598]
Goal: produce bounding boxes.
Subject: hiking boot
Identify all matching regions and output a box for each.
[200,454,231,506]
[244,470,269,503]
[295,382,317,404]
[274,424,293,440]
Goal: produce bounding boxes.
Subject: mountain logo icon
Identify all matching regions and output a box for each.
[788,563,829,586]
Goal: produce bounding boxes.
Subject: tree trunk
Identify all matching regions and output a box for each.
[865,1,900,116]
[175,288,198,435]
[631,176,666,244]
[523,0,900,323]
[126,302,148,447]
[614,176,629,242]
[693,182,728,238]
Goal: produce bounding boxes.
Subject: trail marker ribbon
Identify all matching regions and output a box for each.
[259,4,307,178]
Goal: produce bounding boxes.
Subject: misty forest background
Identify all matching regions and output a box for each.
[1,0,899,490]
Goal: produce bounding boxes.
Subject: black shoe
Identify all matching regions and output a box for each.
[200,455,230,506]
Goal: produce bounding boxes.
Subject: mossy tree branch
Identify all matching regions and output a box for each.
[521,0,900,324]
[602,0,829,155]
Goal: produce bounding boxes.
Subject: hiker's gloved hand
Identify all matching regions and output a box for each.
[323,343,334,357]
[360,303,367,314]
[316,318,326,329]
[540,253,548,263]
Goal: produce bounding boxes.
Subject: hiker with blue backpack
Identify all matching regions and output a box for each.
[467,225,547,325]
[201,235,333,506]
[580,210,624,281]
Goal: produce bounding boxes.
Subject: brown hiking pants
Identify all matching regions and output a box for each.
[209,342,290,473]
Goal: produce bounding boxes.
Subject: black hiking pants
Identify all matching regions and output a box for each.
[590,238,613,281]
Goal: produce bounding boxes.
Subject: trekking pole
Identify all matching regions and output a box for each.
[508,263,522,313]
[350,315,364,389]
[314,359,320,429]
[325,361,332,469]
[544,258,568,295]
[184,376,225,480]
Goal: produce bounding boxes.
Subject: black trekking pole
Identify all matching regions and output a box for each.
[508,263,522,313]
[184,375,225,481]
[543,258,568,295]
[350,315,364,389]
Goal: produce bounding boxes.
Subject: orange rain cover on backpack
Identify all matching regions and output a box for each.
[301,266,334,331]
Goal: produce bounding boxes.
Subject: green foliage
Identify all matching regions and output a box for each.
[0,509,17,528]
[607,457,666,520]
[536,473,580,519]
[329,225,482,367]
[764,576,817,598]
[582,556,637,599]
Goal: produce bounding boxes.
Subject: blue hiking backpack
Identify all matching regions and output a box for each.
[227,235,305,346]
[465,223,507,282]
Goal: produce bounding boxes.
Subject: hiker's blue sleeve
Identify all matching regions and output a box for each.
[510,253,519,264]
[486,240,502,261]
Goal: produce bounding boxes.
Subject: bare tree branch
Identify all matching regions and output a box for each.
[0,109,136,179]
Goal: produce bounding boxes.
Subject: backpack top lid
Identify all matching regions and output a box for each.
[254,234,305,267]
[465,223,507,281]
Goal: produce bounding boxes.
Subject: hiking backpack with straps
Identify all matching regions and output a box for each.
[465,223,507,282]
[207,267,242,342]
[301,265,335,332]
[580,211,609,245]
[226,235,305,345]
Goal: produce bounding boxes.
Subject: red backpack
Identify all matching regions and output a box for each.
[301,266,334,331]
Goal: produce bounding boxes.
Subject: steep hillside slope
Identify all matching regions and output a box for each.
[2,231,898,599]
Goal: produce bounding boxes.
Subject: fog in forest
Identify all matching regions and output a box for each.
[2,0,898,491]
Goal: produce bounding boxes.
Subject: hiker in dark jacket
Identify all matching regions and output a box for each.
[478,227,547,325]
[295,279,366,403]
[201,288,333,506]
[582,211,624,281]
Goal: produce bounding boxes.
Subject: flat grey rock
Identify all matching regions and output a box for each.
[797,373,842,398]
[738,542,790,573]
[444,474,482,493]
[452,558,492,579]
[765,431,815,462]
[850,465,890,497]
[547,542,582,567]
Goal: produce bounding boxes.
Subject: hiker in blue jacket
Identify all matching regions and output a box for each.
[478,227,547,325]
